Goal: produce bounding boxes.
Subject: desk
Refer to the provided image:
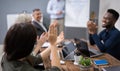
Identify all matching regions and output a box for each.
[42,53,120,71]
[41,42,120,71]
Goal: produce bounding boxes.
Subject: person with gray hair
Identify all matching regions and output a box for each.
[32,8,48,36]
[15,13,32,23]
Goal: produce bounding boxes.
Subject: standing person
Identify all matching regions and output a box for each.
[32,8,48,36]
[1,21,62,71]
[87,9,120,60]
[47,0,65,35]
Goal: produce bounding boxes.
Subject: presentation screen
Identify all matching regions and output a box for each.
[65,0,90,27]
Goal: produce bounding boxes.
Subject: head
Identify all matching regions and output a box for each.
[32,8,42,22]
[102,9,119,29]
[4,23,37,61]
[15,13,32,23]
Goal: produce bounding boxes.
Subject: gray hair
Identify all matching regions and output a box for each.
[15,13,32,23]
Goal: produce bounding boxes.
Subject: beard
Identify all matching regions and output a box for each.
[102,23,112,29]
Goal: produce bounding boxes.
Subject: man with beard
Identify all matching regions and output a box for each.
[87,9,120,60]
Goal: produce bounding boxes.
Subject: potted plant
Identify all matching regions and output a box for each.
[79,55,92,71]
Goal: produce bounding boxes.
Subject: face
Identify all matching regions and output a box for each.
[102,12,116,29]
[33,10,42,22]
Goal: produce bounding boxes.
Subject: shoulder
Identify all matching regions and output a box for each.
[1,55,39,71]
[110,27,120,35]
[99,29,106,35]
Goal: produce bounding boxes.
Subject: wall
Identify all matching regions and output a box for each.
[65,0,99,39]
[99,0,120,32]
[0,0,50,44]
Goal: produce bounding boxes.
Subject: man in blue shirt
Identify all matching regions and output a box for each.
[47,0,65,35]
[87,9,120,60]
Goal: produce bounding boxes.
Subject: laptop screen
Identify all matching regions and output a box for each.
[74,39,91,57]
[78,40,91,57]
[62,41,76,59]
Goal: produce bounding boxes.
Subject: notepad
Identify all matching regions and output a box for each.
[93,59,109,65]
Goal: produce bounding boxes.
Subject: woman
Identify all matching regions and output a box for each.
[1,21,62,71]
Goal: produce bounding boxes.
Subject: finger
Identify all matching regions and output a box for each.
[37,36,40,41]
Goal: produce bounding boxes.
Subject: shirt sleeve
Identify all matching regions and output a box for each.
[89,34,95,45]
[91,31,120,52]
[47,1,58,15]
[26,55,43,66]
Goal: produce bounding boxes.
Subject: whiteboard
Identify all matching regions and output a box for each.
[7,14,19,30]
[65,0,90,27]
[7,14,43,30]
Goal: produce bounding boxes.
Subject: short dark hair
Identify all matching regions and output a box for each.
[107,9,119,20]
[4,23,37,61]
[33,8,40,12]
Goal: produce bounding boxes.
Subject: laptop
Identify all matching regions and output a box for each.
[60,39,103,61]
[60,41,76,61]
[77,39,103,57]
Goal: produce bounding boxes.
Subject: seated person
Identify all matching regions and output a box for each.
[1,21,62,71]
[32,8,48,36]
[87,9,120,60]
[15,13,64,55]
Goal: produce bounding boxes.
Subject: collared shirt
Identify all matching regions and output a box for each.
[89,27,120,60]
[34,20,47,32]
[47,0,65,19]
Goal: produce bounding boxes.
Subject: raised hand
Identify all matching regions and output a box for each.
[87,21,98,34]
[48,21,58,45]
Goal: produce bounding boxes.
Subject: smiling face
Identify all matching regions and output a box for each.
[102,12,116,29]
[33,10,42,22]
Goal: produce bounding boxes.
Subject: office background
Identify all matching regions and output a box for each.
[0,0,120,44]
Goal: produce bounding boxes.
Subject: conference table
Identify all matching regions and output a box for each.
[41,41,120,71]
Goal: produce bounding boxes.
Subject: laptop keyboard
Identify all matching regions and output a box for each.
[89,51,95,56]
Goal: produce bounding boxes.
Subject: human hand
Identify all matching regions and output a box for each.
[56,11,63,15]
[56,31,64,44]
[87,21,98,34]
[48,21,58,45]
[36,32,48,46]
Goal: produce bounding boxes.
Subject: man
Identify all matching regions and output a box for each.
[47,0,65,35]
[32,8,48,36]
[87,9,120,60]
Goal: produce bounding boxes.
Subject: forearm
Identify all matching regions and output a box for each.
[33,43,43,56]
[40,47,51,60]
[89,34,95,45]
[91,34,106,52]
[51,44,61,69]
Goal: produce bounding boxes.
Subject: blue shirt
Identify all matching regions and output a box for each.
[89,27,120,60]
[47,0,65,19]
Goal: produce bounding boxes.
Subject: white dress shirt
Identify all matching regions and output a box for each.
[47,0,65,19]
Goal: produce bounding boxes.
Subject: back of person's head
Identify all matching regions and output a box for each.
[107,9,119,20]
[15,13,32,23]
[4,23,37,61]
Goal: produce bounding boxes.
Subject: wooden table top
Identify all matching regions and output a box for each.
[43,53,120,71]
[41,41,120,71]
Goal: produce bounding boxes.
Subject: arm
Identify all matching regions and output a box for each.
[89,34,95,45]
[87,21,97,45]
[47,1,58,15]
[56,31,64,44]
[33,32,48,56]
[91,31,120,52]
[48,21,61,70]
